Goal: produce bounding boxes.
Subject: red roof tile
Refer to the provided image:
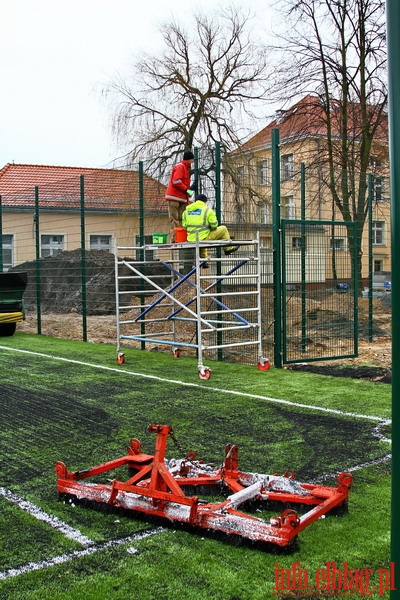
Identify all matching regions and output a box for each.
[0,164,167,212]
[238,95,388,152]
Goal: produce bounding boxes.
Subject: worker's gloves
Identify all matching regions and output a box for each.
[186,189,194,197]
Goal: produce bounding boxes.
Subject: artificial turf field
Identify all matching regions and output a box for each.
[0,333,392,599]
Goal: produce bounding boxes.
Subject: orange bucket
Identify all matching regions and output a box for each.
[174,227,187,242]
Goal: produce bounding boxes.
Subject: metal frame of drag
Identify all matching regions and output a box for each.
[56,424,352,548]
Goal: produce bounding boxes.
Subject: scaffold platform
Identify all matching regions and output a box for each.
[114,235,269,379]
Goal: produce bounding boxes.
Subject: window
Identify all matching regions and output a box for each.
[41,234,64,257]
[372,221,385,245]
[236,201,247,223]
[261,237,273,249]
[1,234,13,270]
[90,235,112,251]
[330,237,346,251]
[234,166,245,199]
[281,196,295,219]
[257,160,269,185]
[281,154,294,180]
[369,156,382,170]
[236,165,245,182]
[258,203,271,224]
[374,259,383,273]
[374,177,383,202]
[292,237,306,251]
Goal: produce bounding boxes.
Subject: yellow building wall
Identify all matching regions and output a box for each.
[2,210,169,268]
[224,135,391,281]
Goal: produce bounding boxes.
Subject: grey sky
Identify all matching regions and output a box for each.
[1,0,273,169]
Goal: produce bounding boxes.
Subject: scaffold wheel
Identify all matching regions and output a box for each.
[172,348,181,358]
[257,358,270,371]
[198,367,211,380]
[117,352,125,365]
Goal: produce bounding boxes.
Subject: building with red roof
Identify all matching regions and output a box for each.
[0,163,167,269]
[223,94,390,280]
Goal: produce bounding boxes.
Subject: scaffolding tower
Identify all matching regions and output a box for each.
[114,234,269,379]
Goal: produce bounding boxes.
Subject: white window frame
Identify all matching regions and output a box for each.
[330,237,347,251]
[261,236,273,249]
[372,221,385,245]
[281,154,294,180]
[374,177,383,202]
[90,234,113,252]
[369,156,382,170]
[258,203,271,224]
[41,234,65,257]
[1,234,13,271]
[374,259,384,273]
[257,159,269,185]
[281,195,295,220]
[236,201,247,222]
[292,236,305,251]
[236,165,245,183]
[234,166,246,200]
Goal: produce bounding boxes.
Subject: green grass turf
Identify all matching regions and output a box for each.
[0,333,392,599]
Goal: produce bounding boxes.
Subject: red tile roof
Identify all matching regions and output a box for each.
[238,95,388,152]
[0,164,167,212]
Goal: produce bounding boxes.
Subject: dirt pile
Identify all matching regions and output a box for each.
[11,249,171,315]
[287,363,391,383]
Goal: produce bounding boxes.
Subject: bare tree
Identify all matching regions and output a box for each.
[103,7,268,172]
[270,0,387,287]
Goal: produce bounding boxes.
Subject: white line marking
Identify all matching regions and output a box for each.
[0,345,391,424]
[372,419,392,444]
[315,453,392,483]
[0,527,166,580]
[0,487,93,547]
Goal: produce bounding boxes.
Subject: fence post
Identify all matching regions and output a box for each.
[272,128,282,368]
[300,163,307,353]
[387,0,400,592]
[352,221,359,358]
[34,186,42,335]
[193,147,199,195]
[0,195,3,271]
[215,141,221,222]
[367,173,374,342]
[80,175,87,342]
[138,161,146,350]
[215,141,223,360]
[139,161,144,247]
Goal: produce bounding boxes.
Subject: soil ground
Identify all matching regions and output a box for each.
[287,295,392,383]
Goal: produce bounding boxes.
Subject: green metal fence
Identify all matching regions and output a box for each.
[218,132,391,365]
[0,141,391,367]
[281,220,358,364]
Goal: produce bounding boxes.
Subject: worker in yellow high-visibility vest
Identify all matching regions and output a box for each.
[182,194,238,268]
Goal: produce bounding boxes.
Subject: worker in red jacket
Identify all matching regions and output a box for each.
[165,150,195,242]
